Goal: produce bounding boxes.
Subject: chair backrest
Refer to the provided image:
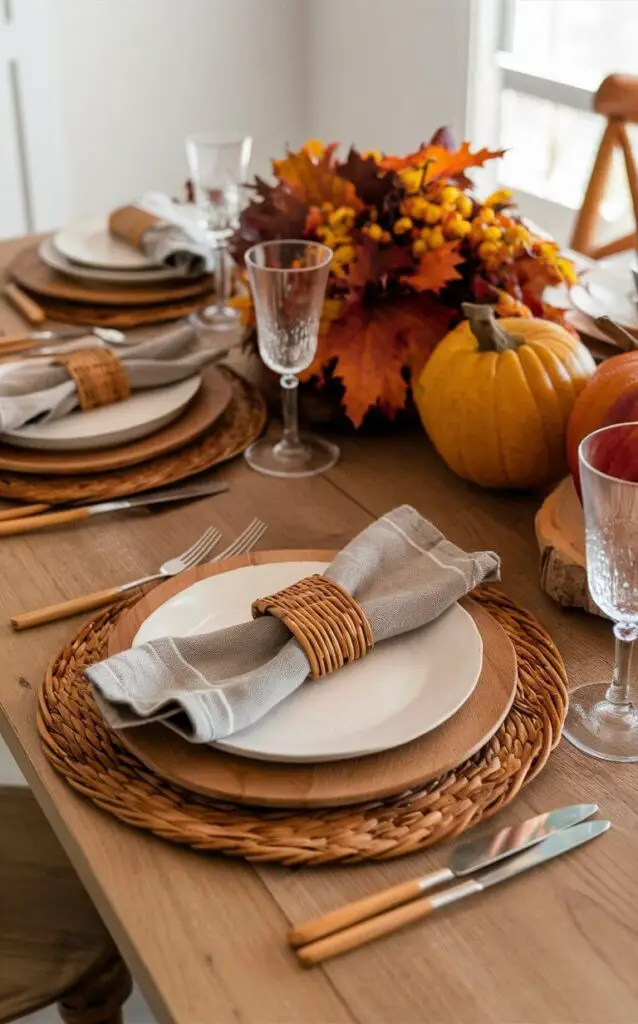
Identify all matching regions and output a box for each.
[570,74,638,259]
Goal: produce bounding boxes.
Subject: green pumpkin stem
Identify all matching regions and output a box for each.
[462,302,525,353]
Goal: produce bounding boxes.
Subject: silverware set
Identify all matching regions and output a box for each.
[11,517,268,630]
[289,804,610,966]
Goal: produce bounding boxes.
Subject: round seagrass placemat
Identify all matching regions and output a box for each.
[37,587,569,866]
[0,369,266,503]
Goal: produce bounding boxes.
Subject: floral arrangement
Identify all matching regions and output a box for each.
[231,128,577,427]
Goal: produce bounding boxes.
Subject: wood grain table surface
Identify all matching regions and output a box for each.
[0,236,637,1024]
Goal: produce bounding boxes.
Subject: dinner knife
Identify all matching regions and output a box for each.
[288,803,598,947]
[296,819,611,966]
[0,480,229,537]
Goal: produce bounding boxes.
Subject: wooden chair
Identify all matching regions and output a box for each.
[0,787,132,1024]
[570,74,638,260]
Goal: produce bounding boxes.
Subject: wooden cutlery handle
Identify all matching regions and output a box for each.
[296,894,437,967]
[0,503,50,522]
[4,283,46,325]
[288,878,424,948]
[11,586,124,630]
[0,506,90,536]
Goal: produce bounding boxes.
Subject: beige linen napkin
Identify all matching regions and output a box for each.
[109,192,214,276]
[0,326,226,432]
[87,506,500,744]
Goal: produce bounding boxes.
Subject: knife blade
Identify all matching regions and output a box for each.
[0,480,228,537]
[296,820,611,966]
[87,480,229,515]
[288,803,598,948]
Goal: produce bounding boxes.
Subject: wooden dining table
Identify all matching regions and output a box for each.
[0,235,637,1024]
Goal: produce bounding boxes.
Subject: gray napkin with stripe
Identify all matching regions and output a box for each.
[87,506,500,744]
[0,326,226,432]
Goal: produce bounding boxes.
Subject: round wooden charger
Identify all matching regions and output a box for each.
[0,368,232,476]
[21,293,214,329]
[534,476,600,616]
[108,552,518,808]
[10,246,215,306]
[0,369,266,503]
[37,586,568,865]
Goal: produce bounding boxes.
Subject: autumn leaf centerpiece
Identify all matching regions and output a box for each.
[231,130,577,428]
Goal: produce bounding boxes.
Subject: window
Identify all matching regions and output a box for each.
[482,0,638,244]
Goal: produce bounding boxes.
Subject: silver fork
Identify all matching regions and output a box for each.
[210,517,268,562]
[11,524,223,631]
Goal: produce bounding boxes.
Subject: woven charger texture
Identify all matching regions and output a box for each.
[37,587,569,866]
[0,369,266,503]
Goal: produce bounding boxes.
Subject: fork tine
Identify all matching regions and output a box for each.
[181,526,222,567]
[212,518,266,562]
[183,528,222,568]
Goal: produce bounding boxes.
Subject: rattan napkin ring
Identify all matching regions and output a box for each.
[109,205,160,250]
[55,347,130,411]
[252,574,373,679]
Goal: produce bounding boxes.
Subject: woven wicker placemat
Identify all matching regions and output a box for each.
[37,587,568,866]
[0,369,266,503]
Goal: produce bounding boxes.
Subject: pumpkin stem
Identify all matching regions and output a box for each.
[462,302,525,353]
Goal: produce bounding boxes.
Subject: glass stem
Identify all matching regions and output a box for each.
[215,243,229,310]
[280,374,301,450]
[608,622,638,706]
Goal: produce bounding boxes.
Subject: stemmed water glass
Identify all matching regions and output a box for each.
[564,421,638,761]
[185,133,252,330]
[243,239,339,478]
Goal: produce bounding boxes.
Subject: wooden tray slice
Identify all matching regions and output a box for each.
[534,476,600,615]
[0,367,232,475]
[107,551,518,808]
[9,246,215,306]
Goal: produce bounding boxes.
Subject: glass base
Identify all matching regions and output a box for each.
[189,303,240,332]
[245,434,339,478]
[563,681,638,761]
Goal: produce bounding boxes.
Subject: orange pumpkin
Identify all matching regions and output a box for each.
[567,350,638,486]
[414,303,596,489]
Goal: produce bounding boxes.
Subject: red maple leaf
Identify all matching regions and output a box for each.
[345,238,414,291]
[402,241,464,294]
[301,298,454,427]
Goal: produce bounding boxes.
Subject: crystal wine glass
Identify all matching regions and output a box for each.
[185,133,252,331]
[563,421,638,761]
[243,239,339,478]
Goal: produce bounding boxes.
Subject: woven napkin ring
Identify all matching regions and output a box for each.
[252,574,374,679]
[55,348,131,411]
[109,205,161,249]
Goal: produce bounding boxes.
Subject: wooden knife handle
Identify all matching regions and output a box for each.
[296,894,437,967]
[288,879,423,948]
[4,283,46,324]
[11,585,125,630]
[0,506,91,536]
[0,503,50,522]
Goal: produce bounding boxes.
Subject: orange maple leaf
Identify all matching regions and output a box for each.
[402,241,464,294]
[380,142,504,181]
[273,150,363,212]
[301,299,454,427]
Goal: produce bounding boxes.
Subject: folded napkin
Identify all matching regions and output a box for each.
[0,325,224,432]
[109,192,214,276]
[87,506,500,744]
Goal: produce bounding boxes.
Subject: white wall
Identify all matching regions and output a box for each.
[14,0,306,227]
[307,0,472,154]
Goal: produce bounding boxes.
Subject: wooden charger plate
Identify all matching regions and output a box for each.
[0,367,232,475]
[30,294,215,329]
[10,246,215,306]
[108,550,518,808]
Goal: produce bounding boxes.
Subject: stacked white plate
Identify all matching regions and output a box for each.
[40,206,202,287]
[132,559,484,763]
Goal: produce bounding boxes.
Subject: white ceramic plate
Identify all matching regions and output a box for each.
[3,375,202,451]
[39,237,180,284]
[133,561,484,763]
[54,216,159,270]
[571,266,638,332]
